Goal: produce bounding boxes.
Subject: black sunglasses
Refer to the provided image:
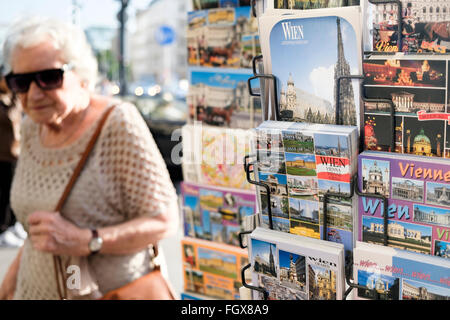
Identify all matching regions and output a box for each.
[5,63,74,93]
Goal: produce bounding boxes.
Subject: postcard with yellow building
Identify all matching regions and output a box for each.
[181,237,249,300]
[187,6,260,69]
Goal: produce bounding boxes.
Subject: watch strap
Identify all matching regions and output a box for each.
[90,229,101,255]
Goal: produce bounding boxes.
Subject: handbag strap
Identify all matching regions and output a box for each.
[53,104,116,300]
[54,105,116,212]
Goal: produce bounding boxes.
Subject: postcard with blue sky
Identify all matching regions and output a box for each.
[413,204,450,228]
[251,238,278,276]
[357,270,398,291]
[322,227,353,252]
[314,133,349,157]
[190,69,253,89]
[261,215,290,233]
[259,172,288,186]
[402,279,450,300]
[361,159,390,185]
[318,179,351,195]
[363,216,432,238]
[269,15,360,125]
[185,195,199,212]
[199,188,224,209]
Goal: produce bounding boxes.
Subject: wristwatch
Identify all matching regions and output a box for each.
[88,229,103,255]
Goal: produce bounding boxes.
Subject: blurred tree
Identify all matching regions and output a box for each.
[96,49,119,82]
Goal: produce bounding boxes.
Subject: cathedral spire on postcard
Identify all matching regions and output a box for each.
[333,17,356,126]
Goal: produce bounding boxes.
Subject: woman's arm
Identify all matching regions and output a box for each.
[98,199,179,255]
[0,245,23,300]
[27,198,179,257]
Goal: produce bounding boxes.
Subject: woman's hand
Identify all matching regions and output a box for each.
[27,211,91,257]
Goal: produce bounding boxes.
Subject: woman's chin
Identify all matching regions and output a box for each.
[28,111,58,126]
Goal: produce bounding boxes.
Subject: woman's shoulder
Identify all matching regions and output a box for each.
[99,98,149,140]
[109,99,142,121]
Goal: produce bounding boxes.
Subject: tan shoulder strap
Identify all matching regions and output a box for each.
[55,105,116,212]
[54,104,116,300]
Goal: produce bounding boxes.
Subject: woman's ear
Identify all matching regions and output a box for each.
[81,80,89,89]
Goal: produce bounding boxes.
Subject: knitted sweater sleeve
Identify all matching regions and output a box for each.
[94,103,177,220]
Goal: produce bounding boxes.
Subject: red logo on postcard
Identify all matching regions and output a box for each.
[315,156,351,182]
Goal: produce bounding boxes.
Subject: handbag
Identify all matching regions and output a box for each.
[100,244,176,300]
[53,105,175,300]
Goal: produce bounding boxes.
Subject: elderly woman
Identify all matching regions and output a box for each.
[0,16,179,300]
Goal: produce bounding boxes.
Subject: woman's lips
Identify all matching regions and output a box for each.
[31,104,50,110]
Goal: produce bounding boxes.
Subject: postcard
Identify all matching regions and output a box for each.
[188,68,262,129]
[258,7,362,127]
[182,237,249,300]
[353,241,450,300]
[254,120,358,256]
[249,227,345,300]
[187,6,260,68]
[369,0,450,53]
[358,151,450,257]
[181,181,257,247]
[363,55,450,157]
[271,0,347,10]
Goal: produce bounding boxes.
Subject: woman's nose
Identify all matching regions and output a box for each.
[27,80,46,101]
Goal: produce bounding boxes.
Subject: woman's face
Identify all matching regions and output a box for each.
[11,40,87,125]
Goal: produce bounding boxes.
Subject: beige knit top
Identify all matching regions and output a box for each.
[10,101,177,300]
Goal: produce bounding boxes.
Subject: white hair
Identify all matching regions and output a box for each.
[2,16,98,91]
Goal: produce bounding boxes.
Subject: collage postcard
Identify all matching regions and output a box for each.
[249,227,345,300]
[181,181,257,247]
[363,55,450,158]
[358,151,450,259]
[181,237,250,300]
[254,120,358,260]
[353,241,450,300]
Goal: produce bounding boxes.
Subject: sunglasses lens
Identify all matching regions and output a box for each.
[6,74,32,93]
[36,69,64,89]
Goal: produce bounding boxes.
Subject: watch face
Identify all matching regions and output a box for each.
[89,237,103,252]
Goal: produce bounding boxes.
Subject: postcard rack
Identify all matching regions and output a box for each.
[322,174,391,300]
[250,0,257,18]
[248,54,398,152]
[240,151,392,300]
[238,154,271,300]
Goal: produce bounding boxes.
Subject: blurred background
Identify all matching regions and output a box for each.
[0,0,190,182]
